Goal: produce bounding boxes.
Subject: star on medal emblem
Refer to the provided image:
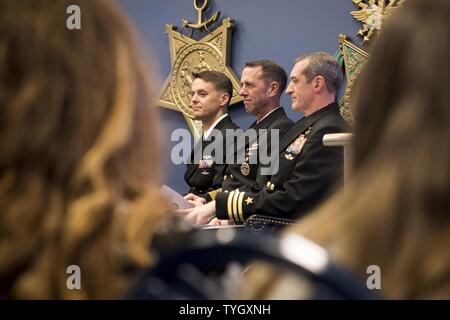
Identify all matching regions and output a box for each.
[158,0,242,141]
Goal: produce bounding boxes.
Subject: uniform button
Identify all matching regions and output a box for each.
[270,183,275,191]
[230,174,234,179]
[224,175,227,180]
[266,181,271,188]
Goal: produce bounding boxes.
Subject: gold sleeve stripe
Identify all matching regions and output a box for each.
[208,188,222,200]
[227,191,235,221]
[232,190,239,222]
[237,191,245,222]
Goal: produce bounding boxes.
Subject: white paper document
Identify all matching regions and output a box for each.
[160,185,194,210]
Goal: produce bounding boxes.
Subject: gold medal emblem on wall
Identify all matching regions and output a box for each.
[158,0,242,141]
[240,163,250,176]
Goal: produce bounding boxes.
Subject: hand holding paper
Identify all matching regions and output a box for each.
[160,185,194,211]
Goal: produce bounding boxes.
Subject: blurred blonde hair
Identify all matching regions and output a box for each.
[0,0,168,299]
[245,0,450,299]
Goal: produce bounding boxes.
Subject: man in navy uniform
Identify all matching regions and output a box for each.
[185,52,349,224]
[186,60,293,202]
[184,71,239,199]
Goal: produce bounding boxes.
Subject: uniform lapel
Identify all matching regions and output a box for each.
[214,115,232,131]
